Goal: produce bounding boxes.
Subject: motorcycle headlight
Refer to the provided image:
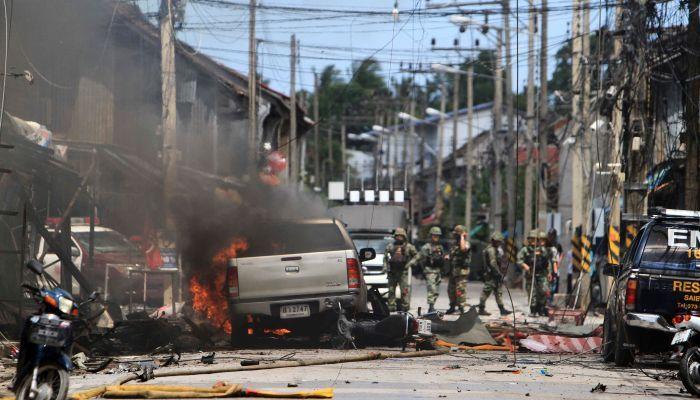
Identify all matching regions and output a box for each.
[58,297,74,314]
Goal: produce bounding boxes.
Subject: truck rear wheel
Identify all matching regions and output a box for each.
[614,320,634,367]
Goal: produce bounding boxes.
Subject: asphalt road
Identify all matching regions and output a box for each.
[57,279,691,400]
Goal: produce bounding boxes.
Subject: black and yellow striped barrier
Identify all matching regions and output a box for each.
[571,234,582,271]
[505,238,517,263]
[580,234,592,272]
[625,224,638,250]
[608,226,621,265]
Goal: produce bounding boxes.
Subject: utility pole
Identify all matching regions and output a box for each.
[570,0,583,236]
[313,72,320,186]
[581,0,592,237]
[503,0,517,238]
[523,0,536,237]
[686,0,700,209]
[392,112,400,189]
[327,122,334,182]
[159,0,177,307]
[247,0,257,172]
[289,34,297,184]
[341,121,347,180]
[408,94,417,193]
[491,29,504,232]
[435,81,447,221]
[449,71,460,228]
[537,0,549,230]
[160,0,177,229]
[464,64,474,232]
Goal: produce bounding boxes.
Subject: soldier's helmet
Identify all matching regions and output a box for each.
[394,227,407,238]
[453,225,466,235]
[429,226,442,236]
[527,229,538,239]
[491,231,504,242]
[537,231,548,240]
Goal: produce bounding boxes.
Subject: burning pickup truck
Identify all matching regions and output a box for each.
[224,218,375,344]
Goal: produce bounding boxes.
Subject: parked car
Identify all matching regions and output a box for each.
[37,221,150,305]
[226,218,375,342]
[603,208,700,366]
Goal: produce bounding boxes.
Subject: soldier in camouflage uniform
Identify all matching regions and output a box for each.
[406,226,446,313]
[518,230,551,316]
[383,227,418,312]
[447,225,471,314]
[478,232,512,316]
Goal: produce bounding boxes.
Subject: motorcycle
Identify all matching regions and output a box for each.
[12,260,98,400]
[671,314,700,396]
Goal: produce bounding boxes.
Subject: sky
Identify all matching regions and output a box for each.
[137,0,615,99]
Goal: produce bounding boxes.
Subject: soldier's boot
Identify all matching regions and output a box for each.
[428,304,436,313]
[499,305,512,316]
[539,305,549,317]
[458,306,465,314]
[478,305,491,316]
[446,305,456,314]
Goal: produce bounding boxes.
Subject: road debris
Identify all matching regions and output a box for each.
[590,383,607,393]
[519,335,602,353]
[431,307,497,345]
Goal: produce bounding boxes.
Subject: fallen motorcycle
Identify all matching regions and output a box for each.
[671,314,700,396]
[12,260,98,400]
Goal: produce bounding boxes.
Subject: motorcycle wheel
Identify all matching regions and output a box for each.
[680,347,700,397]
[16,363,69,400]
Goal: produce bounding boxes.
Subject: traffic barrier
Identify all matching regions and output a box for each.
[625,224,638,250]
[505,238,517,263]
[608,226,620,264]
[581,235,592,272]
[571,234,582,271]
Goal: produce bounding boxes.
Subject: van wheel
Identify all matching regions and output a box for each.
[601,313,615,363]
[614,321,634,367]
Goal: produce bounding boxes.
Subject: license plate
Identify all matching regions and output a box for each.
[280,304,310,319]
[418,319,432,335]
[37,328,59,338]
[673,329,694,345]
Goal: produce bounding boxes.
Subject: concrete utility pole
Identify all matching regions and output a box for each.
[247,0,257,172]
[341,121,347,180]
[313,72,320,185]
[449,71,460,228]
[160,0,177,230]
[503,0,517,238]
[491,30,504,232]
[464,64,474,232]
[436,81,447,220]
[537,0,549,230]
[581,0,592,236]
[327,122,334,182]
[159,0,177,306]
[523,0,536,237]
[393,112,400,189]
[686,0,700,209]
[570,0,583,235]
[408,94,417,189]
[289,34,297,184]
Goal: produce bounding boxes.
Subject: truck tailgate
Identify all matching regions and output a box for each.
[637,274,700,315]
[232,250,350,300]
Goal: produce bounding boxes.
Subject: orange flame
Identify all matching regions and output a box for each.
[189,238,249,334]
[264,328,292,336]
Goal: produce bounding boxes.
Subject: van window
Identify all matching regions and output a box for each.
[74,231,139,255]
[640,224,700,271]
[243,223,347,257]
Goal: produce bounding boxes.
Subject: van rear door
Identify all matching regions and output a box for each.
[231,221,352,302]
[635,223,700,315]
